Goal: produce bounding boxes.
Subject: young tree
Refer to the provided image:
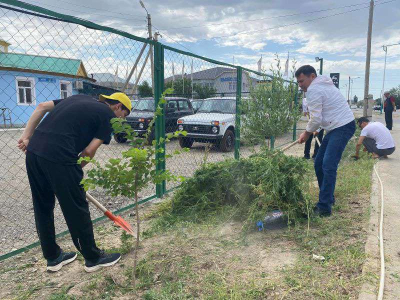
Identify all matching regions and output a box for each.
[138,81,153,97]
[79,89,187,288]
[389,85,400,108]
[164,78,192,96]
[193,83,217,99]
[241,55,301,149]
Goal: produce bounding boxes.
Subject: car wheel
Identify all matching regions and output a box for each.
[219,130,234,152]
[114,133,127,143]
[179,137,194,149]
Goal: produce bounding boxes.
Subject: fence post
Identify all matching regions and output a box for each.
[293,85,299,141]
[235,67,242,160]
[154,41,165,197]
[270,136,275,149]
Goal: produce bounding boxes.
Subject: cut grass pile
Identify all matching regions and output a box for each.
[152,151,312,230]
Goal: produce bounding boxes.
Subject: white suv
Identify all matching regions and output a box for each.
[177,97,236,152]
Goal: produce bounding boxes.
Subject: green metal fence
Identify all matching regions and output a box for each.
[0,0,300,260]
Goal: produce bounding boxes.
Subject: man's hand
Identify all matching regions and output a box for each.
[352,155,359,161]
[298,131,312,144]
[17,137,29,153]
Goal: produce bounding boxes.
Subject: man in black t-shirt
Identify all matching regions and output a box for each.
[17,93,132,273]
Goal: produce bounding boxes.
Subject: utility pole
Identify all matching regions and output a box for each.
[315,57,323,75]
[380,43,400,113]
[139,1,154,94]
[381,45,388,114]
[147,14,154,95]
[348,76,351,104]
[363,0,374,118]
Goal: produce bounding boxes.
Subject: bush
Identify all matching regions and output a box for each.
[166,151,312,228]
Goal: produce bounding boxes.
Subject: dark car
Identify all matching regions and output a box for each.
[114,97,194,143]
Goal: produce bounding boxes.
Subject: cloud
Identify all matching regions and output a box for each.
[3,0,400,94]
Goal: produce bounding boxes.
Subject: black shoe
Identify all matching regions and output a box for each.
[47,251,77,272]
[313,206,331,217]
[84,251,121,273]
[303,155,311,160]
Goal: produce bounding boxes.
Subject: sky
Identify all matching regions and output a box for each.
[4,0,400,100]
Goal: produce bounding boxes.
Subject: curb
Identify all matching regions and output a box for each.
[358,167,380,299]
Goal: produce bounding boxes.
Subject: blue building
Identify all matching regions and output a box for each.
[0,40,95,127]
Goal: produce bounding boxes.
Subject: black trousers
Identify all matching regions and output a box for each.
[304,129,324,158]
[26,152,101,261]
[385,110,393,130]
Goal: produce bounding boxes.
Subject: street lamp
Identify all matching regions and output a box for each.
[139,0,148,14]
[315,57,323,75]
[348,76,360,104]
[381,42,400,113]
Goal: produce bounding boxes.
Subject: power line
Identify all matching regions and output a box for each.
[160,1,372,31]
[200,0,397,41]
[36,0,145,19]
[151,25,196,54]
[23,0,146,24]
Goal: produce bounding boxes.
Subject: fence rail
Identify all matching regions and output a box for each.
[0,0,300,260]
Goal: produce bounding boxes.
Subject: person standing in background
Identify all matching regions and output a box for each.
[383,91,396,130]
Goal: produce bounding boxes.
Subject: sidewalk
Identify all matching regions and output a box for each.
[359,111,400,299]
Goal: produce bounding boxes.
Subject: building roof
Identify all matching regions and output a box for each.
[0,52,88,77]
[165,67,235,82]
[92,73,126,83]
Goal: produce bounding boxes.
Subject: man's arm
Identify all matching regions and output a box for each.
[299,91,323,143]
[17,101,56,153]
[79,138,104,168]
[354,136,365,159]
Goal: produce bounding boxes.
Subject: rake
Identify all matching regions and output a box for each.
[86,192,134,235]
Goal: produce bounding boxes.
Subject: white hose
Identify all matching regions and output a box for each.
[375,162,385,300]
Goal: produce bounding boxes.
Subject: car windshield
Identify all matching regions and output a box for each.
[197,99,236,114]
[192,101,203,110]
[133,99,155,112]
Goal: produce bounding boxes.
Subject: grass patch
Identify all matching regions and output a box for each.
[6,136,374,300]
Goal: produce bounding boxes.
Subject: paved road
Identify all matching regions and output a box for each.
[358,110,400,299]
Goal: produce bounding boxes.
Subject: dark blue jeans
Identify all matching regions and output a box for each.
[314,121,355,213]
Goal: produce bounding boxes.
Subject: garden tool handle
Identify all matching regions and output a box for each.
[315,136,321,147]
[279,140,299,152]
[86,192,107,214]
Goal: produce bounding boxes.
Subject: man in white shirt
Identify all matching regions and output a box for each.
[354,117,395,159]
[302,96,324,159]
[296,65,355,217]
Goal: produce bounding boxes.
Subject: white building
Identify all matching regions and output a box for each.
[165,67,259,96]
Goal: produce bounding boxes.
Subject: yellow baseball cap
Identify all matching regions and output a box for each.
[99,92,132,112]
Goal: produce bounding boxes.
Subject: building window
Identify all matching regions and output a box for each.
[229,82,237,91]
[16,77,35,105]
[60,81,72,99]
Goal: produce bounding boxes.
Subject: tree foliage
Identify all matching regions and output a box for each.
[389,85,400,107]
[193,83,217,99]
[138,81,153,98]
[164,79,217,99]
[241,55,301,146]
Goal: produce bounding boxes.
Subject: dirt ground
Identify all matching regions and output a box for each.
[0,198,299,300]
